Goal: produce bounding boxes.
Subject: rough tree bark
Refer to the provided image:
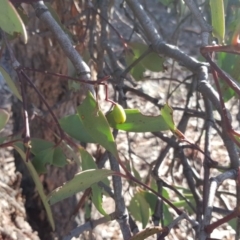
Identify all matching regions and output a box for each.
[9,2,86,239]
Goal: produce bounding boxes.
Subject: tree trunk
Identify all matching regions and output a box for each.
[11,9,82,240]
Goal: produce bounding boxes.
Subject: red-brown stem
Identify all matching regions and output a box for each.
[204,53,240,97]
[114,170,183,215]
[23,67,110,85]
[72,188,91,217]
[202,53,240,149]
[201,44,240,55]
[20,70,65,147]
[0,139,22,148]
[205,210,238,234]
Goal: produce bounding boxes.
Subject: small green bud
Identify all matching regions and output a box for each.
[112,104,126,124]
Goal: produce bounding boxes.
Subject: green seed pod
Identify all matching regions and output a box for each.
[112,104,126,124]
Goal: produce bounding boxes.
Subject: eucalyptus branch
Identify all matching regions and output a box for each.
[126,0,208,73]
[199,170,237,240]
[97,0,109,76]
[183,0,212,46]
[202,97,214,212]
[63,212,116,240]
[108,152,132,240]
[196,66,222,115]
[31,1,94,95]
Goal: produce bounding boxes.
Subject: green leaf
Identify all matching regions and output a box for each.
[80,149,106,214]
[32,148,54,174]
[0,0,27,43]
[161,103,176,132]
[61,141,80,165]
[77,91,118,158]
[128,192,150,228]
[0,66,22,101]
[0,109,9,132]
[13,143,55,230]
[143,191,157,215]
[91,183,108,216]
[30,139,67,173]
[142,189,172,225]
[218,52,240,101]
[228,218,237,231]
[48,169,115,205]
[52,147,67,167]
[106,109,169,132]
[128,43,164,72]
[162,203,173,225]
[141,51,164,72]
[80,149,108,216]
[127,60,145,81]
[84,200,92,219]
[126,43,164,81]
[210,0,225,43]
[132,164,141,181]
[80,148,97,170]
[59,114,96,143]
[30,138,54,154]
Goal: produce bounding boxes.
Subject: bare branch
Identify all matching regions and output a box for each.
[32,1,95,94]
[126,0,208,72]
[183,0,212,46]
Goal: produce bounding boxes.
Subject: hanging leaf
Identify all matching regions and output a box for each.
[162,203,174,225]
[62,141,80,165]
[0,109,10,132]
[143,191,158,215]
[161,103,176,132]
[80,147,97,170]
[30,138,54,154]
[228,218,237,231]
[91,183,108,216]
[84,199,92,220]
[32,148,55,174]
[142,51,164,72]
[132,163,142,181]
[59,114,96,143]
[48,169,115,205]
[210,0,225,43]
[128,191,150,228]
[0,0,27,43]
[125,42,164,81]
[77,91,118,158]
[80,148,108,216]
[160,103,184,139]
[0,66,22,101]
[52,147,67,167]
[126,57,145,81]
[141,189,173,225]
[218,52,240,102]
[126,42,164,81]
[106,109,169,132]
[30,139,67,173]
[13,143,55,230]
